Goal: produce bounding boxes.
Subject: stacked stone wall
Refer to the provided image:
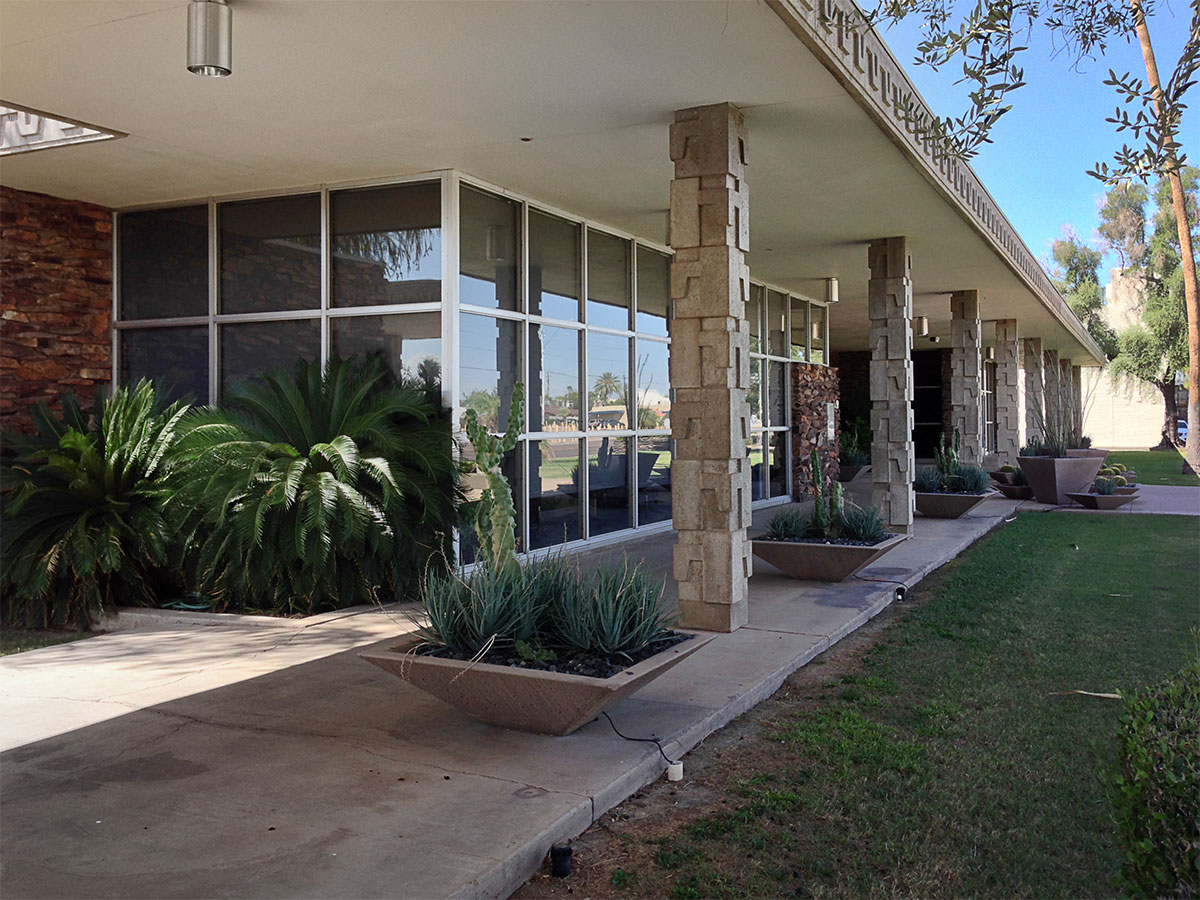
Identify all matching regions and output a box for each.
[790,362,839,498]
[1,186,113,435]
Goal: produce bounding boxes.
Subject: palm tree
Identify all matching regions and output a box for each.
[592,371,622,405]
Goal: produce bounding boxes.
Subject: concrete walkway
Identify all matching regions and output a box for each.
[0,491,1130,899]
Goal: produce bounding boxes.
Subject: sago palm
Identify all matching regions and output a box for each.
[174,355,457,615]
[1,381,189,628]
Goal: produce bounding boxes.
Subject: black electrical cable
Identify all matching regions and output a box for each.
[853,573,909,590]
[602,711,673,764]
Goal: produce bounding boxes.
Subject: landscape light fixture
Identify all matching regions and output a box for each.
[188,0,231,77]
[915,315,929,337]
[825,277,839,303]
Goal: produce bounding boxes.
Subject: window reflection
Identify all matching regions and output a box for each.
[460,187,519,312]
[529,324,580,433]
[121,327,208,404]
[636,435,672,524]
[220,194,321,314]
[635,339,671,431]
[331,313,441,390]
[529,211,580,321]
[119,206,208,320]
[587,229,630,330]
[790,296,809,361]
[810,303,826,365]
[459,313,520,432]
[588,332,629,429]
[635,247,670,337]
[587,436,631,535]
[220,319,320,398]
[529,438,582,549]
[748,283,764,354]
[767,289,787,357]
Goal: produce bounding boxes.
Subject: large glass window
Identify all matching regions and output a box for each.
[460,186,519,312]
[530,438,583,549]
[460,446,524,564]
[747,284,764,354]
[767,290,788,357]
[636,247,670,337]
[790,297,808,361]
[120,327,208,404]
[635,339,670,431]
[588,332,630,429]
[587,436,632,535]
[331,182,441,308]
[331,313,441,388]
[587,229,630,331]
[528,211,580,321]
[119,205,209,320]
[810,302,826,365]
[219,194,321,314]
[220,319,320,397]
[636,435,672,525]
[460,313,521,432]
[528,324,580,433]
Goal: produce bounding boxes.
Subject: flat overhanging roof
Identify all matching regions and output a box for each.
[0,0,1103,363]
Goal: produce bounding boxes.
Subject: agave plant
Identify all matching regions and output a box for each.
[174,355,457,616]
[1,381,188,628]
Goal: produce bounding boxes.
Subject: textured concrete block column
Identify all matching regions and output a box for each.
[1070,363,1084,440]
[949,290,983,463]
[1044,349,1061,427]
[868,237,914,533]
[1024,337,1044,442]
[668,103,751,633]
[994,319,1021,464]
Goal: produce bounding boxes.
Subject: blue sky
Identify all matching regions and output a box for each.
[878,4,1194,285]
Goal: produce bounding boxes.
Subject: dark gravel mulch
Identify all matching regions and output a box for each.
[426,632,692,679]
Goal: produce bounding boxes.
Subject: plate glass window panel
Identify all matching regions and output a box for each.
[119,205,208,320]
[528,324,580,433]
[120,327,208,404]
[790,297,809,361]
[459,313,521,432]
[635,339,670,431]
[747,283,764,354]
[529,438,582,548]
[220,319,320,398]
[749,358,763,428]
[528,211,580,321]
[586,229,630,330]
[767,289,787,357]
[748,434,766,501]
[587,436,632,535]
[587,332,630,429]
[636,435,672,524]
[331,182,441,308]
[768,361,787,429]
[635,247,670,337]
[460,446,524,563]
[331,313,441,389]
[768,432,788,498]
[219,194,321,314]
[810,303,826,364]
[459,186,520,312]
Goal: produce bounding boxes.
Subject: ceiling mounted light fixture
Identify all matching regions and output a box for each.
[188,0,232,77]
[825,277,839,303]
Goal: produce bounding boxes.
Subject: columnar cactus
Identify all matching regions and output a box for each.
[463,383,524,576]
[811,449,828,534]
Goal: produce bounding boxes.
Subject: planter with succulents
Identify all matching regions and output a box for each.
[751,450,906,582]
[361,384,712,736]
[913,430,995,519]
[1065,476,1137,510]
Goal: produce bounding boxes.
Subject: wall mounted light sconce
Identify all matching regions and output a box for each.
[915,315,929,337]
[985,346,996,361]
[825,277,839,303]
[188,0,232,77]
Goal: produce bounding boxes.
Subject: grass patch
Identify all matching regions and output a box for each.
[1,629,94,656]
[1107,448,1199,486]
[520,513,1198,899]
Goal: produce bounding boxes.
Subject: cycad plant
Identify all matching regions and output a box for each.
[1,381,188,628]
[174,355,457,615]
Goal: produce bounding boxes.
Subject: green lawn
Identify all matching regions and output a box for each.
[1106,448,1199,486]
[608,513,1199,898]
[1,630,94,656]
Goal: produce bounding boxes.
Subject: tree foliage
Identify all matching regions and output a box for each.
[1050,227,1117,357]
[1098,180,1149,268]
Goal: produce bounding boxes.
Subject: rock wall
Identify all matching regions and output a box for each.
[1,186,113,435]
[790,362,840,498]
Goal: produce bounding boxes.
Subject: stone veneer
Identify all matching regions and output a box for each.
[790,362,840,497]
[668,103,752,633]
[1,186,113,434]
[949,290,982,463]
[1024,337,1044,443]
[993,318,1020,463]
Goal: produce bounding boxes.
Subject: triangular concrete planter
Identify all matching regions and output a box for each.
[751,533,907,582]
[996,483,1033,500]
[360,630,715,736]
[1065,491,1136,510]
[1017,456,1104,505]
[914,491,991,519]
[1066,448,1110,462]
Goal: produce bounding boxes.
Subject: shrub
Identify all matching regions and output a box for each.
[839,418,871,467]
[1111,661,1200,898]
[764,506,813,542]
[1019,437,1045,457]
[175,355,458,615]
[1095,477,1118,495]
[1010,467,1029,486]
[839,503,887,543]
[953,464,991,494]
[914,465,944,493]
[1,382,188,628]
[554,561,674,660]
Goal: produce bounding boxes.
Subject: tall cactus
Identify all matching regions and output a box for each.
[829,481,844,535]
[463,383,524,576]
[811,449,829,534]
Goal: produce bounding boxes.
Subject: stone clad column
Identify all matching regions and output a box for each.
[868,237,914,534]
[1024,337,1044,443]
[1070,363,1084,440]
[1044,348,1061,433]
[668,103,752,633]
[949,290,983,463]
[994,319,1020,464]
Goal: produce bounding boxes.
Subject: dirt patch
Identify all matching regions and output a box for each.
[513,589,927,899]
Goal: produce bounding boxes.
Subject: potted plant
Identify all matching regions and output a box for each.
[1066,476,1137,510]
[989,463,1019,485]
[360,384,713,736]
[751,450,906,581]
[1017,399,1105,505]
[995,465,1034,500]
[837,417,871,482]
[1065,434,1110,461]
[913,430,994,518]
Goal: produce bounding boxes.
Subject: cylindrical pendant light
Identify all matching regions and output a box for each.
[188,0,232,77]
[915,315,929,337]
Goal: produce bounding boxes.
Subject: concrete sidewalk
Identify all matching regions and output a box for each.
[0,494,1043,899]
